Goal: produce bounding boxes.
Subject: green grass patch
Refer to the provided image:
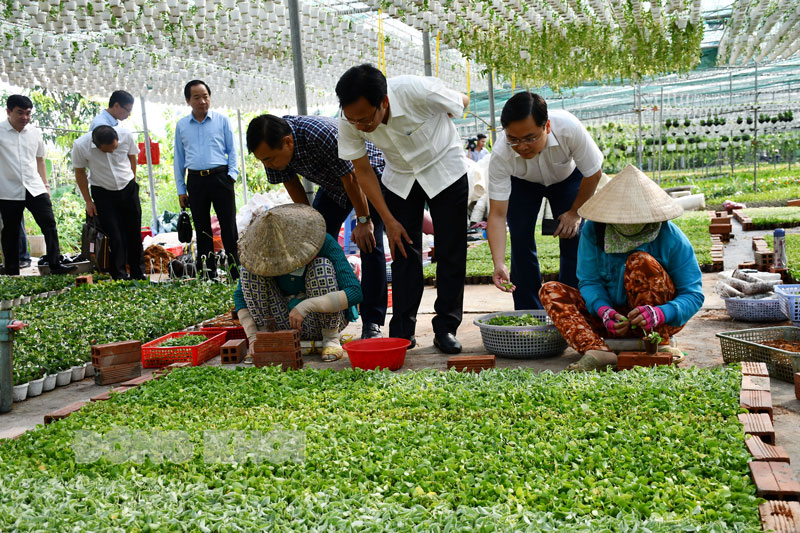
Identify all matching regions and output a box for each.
[0,366,760,531]
[741,206,800,228]
[671,211,713,266]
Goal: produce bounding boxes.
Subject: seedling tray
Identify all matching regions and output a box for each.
[141,331,226,368]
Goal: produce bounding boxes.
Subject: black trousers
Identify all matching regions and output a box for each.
[0,190,61,275]
[384,174,468,339]
[312,187,388,327]
[91,180,145,280]
[186,172,239,280]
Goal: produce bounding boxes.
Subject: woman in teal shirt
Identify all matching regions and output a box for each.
[540,165,704,370]
[235,204,363,361]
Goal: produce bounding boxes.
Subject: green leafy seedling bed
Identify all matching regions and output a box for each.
[158,335,208,347]
[0,366,760,531]
[0,274,75,302]
[741,206,800,229]
[11,280,233,384]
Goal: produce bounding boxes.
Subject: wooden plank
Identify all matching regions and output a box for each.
[0,427,28,440]
[746,436,791,463]
[742,375,771,391]
[739,413,775,445]
[740,390,774,420]
[44,401,87,425]
[760,500,800,532]
[742,361,769,377]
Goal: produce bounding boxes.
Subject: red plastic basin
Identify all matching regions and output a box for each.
[343,338,411,371]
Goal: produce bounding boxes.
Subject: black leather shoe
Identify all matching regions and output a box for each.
[406,336,416,349]
[48,263,77,275]
[433,333,462,354]
[361,323,383,339]
[19,260,31,269]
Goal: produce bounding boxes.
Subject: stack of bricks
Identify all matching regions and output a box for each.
[221,339,247,364]
[732,209,754,231]
[709,211,732,242]
[252,330,303,370]
[710,235,724,271]
[446,355,496,373]
[752,236,775,272]
[91,340,142,385]
[737,362,800,531]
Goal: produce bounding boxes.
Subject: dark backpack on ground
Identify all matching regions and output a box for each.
[81,216,111,272]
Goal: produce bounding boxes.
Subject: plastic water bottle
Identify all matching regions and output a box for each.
[773,228,787,269]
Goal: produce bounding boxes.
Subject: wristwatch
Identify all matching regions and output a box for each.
[357,215,371,224]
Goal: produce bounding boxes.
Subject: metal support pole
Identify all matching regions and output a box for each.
[287,0,314,203]
[422,31,432,76]
[658,87,663,184]
[730,70,734,176]
[237,110,248,205]
[753,62,758,191]
[487,69,497,144]
[636,83,643,169]
[140,95,159,233]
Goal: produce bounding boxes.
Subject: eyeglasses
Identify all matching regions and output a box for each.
[343,106,379,127]
[506,132,544,148]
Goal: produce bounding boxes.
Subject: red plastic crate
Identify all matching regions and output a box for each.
[141,331,226,368]
[199,325,247,344]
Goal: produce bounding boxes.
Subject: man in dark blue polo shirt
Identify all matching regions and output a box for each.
[246,114,388,339]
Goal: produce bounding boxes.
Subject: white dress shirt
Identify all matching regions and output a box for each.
[488,110,603,201]
[338,75,469,200]
[72,127,139,191]
[0,119,47,200]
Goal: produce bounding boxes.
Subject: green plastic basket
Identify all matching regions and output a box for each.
[716,326,800,382]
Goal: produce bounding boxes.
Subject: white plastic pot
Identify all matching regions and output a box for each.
[12,383,29,402]
[43,374,57,391]
[84,362,95,377]
[71,365,86,382]
[56,369,72,387]
[27,377,45,397]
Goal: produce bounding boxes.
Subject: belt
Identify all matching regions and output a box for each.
[187,165,228,177]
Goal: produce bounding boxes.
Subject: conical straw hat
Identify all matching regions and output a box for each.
[578,165,683,224]
[238,204,326,277]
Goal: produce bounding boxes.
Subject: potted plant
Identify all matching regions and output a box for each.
[42,370,57,392]
[70,359,86,382]
[56,367,72,387]
[27,368,45,397]
[12,369,30,402]
[643,330,662,355]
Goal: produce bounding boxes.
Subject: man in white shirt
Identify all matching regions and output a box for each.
[73,125,144,280]
[336,64,469,354]
[467,133,489,162]
[89,90,134,131]
[487,92,603,310]
[0,95,74,275]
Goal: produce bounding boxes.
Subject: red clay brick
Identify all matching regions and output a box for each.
[742,375,771,391]
[91,349,141,368]
[94,362,141,385]
[447,355,496,372]
[91,340,142,357]
[759,500,800,532]
[221,339,247,364]
[750,461,800,500]
[90,386,133,402]
[795,373,800,401]
[616,352,673,371]
[739,413,775,445]
[788,199,800,207]
[44,401,87,425]
[119,374,156,387]
[252,330,300,352]
[746,436,791,463]
[740,390,774,420]
[742,362,769,377]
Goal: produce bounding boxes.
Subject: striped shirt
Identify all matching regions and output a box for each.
[265,115,385,209]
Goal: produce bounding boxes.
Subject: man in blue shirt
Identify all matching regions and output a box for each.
[245,114,388,339]
[90,91,134,130]
[174,80,239,280]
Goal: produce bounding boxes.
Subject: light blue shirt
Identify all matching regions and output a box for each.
[468,147,489,162]
[173,110,238,195]
[89,110,119,130]
[577,220,704,327]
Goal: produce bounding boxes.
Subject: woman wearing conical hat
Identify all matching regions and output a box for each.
[234,204,363,362]
[539,165,704,371]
